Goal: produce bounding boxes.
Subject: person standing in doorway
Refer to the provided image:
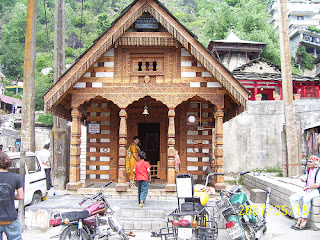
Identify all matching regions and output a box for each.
[126,136,141,188]
[0,152,24,240]
[133,151,151,207]
[38,144,51,190]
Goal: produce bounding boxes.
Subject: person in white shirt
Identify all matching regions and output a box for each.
[290,156,320,230]
[38,144,51,190]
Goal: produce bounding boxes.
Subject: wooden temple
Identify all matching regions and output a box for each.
[44,0,249,192]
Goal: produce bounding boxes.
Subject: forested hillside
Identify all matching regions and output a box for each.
[0,0,278,110]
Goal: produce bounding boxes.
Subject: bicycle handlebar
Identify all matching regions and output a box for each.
[204,172,225,187]
[240,171,250,176]
[79,181,113,205]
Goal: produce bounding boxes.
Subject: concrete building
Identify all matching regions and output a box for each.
[269,0,320,33]
[269,0,320,75]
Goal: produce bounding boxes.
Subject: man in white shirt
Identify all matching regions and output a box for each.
[38,144,51,190]
[290,156,320,230]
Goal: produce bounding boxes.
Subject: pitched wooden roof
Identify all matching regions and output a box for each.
[233,57,320,82]
[44,0,249,114]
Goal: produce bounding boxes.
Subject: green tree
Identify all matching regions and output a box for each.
[37,113,54,126]
[35,71,53,110]
[201,0,281,65]
[97,13,111,34]
[0,45,25,79]
[296,45,315,71]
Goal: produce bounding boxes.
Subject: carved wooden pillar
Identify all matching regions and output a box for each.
[116,108,129,192]
[66,107,82,190]
[166,109,176,192]
[214,108,226,190]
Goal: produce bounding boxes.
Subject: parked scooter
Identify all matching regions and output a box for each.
[215,171,271,240]
[48,181,128,240]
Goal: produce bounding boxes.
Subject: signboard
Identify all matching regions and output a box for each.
[302,33,320,45]
[88,123,100,134]
[135,17,158,29]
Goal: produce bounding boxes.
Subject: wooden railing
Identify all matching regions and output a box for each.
[150,161,160,178]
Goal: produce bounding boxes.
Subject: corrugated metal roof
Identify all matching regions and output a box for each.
[0,94,22,106]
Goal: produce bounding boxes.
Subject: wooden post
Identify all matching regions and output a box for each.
[214,108,225,190]
[66,108,82,190]
[21,0,37,152]
[278,0,301,177]
[52,0,69,190]
[20,0,37,230]
[166,109,176,192]
[116,109,129,192]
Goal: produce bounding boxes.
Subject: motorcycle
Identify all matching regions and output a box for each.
[215,171,271,240]
[48,181,128,240]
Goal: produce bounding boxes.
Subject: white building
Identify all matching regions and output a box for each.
[269,0,320,76]
[269,0,320,33]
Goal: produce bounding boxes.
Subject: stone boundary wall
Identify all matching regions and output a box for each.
[243,174,320,230]
[224,99,320,173]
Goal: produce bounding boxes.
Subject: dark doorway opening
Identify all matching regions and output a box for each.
[138,123,160,172]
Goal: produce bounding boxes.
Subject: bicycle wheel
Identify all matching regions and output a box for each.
[60,225,89,240]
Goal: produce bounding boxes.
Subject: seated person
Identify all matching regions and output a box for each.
[289,156,320,230]
[204,159,216,187]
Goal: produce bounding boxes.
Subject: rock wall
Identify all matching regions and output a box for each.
[224,99,320,172]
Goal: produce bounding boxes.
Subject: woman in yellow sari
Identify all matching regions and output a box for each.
[126,136,141,187]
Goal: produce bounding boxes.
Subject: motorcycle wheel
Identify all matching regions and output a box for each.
[242,224,254,240]
[118,228,129,240]
[263,225,267,233]
[59,225,89,240]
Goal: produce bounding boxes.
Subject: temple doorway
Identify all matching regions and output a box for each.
[138,123,160,167]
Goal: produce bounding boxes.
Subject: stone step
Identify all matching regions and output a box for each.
[25,194,226,231]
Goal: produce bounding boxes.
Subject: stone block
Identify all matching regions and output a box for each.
[250,189,267,203]
[312,197,320,207]
[134,210,148,218]
[141,221,152,230]
[134,221,142,230]
[309,221,320,231]
[120,209,134,218]
[124,221,134,230]
[149,210,165,218]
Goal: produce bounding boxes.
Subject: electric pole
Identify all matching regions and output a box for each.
[278,0,301,177]
[52,0,70,190]
[20,0,37,231]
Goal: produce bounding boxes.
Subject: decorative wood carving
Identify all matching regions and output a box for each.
[66,107,82,190]
[69,83,224,110]
[214,108,225,190]
[116,108,129,191]
[166,108,176,192]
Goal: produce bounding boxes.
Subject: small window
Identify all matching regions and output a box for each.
[8,159,20,174]
[26,156,41,173]
[146,61,150,71]
[297,16,304,21]
[138,62,142,71]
